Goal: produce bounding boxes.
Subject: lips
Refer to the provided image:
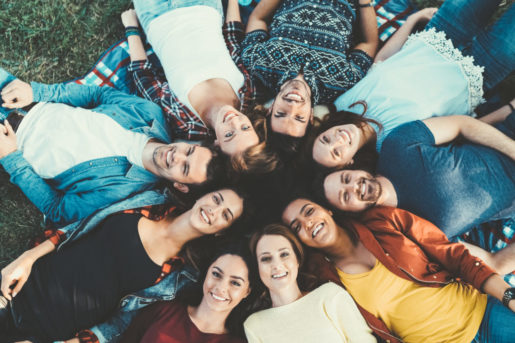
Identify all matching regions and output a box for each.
[338,129,352,145]
[312,222,324,238]
[200,208,211,225]
[210,292,228,302]
[223,111,238,123]
[283,91,304,102]
[272,271,288,279]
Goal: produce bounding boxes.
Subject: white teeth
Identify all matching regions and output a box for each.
[211,293,227,301]
[272,272,287,279]
[285,92,302,101]
[341,130,351,144]
[361,182,366,198]
[200,209,210,224]
[312,223,323,238]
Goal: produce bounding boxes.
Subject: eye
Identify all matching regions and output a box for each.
[230,280,242,287]
[241,124,251,131]
[345,174,350,184]
[294,115,305,122]
[280,251,290,258]
[225,131,234,138]
[306,207,314,216]
[274,112,286,118]
[212,270,221,278]
[223,210,230,222]
[260,256,272,263]
[333,148,340,157]
[212,194,221,205]
[187,146,194,156]
[322,135,330,143]
[291,221,300,233]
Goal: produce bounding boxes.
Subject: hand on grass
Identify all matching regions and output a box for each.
[1,79,34,109]
[0,120,17,159]
[0,250,34,300]
[121,9,139,28]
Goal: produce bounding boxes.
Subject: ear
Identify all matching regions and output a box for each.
[173,182,189,193]
[328,209,333,216]
[213,138,220,146]
[244,286,251,298]
[349,159,354,166]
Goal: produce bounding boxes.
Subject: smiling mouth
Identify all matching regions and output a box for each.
[210,292,228,302]
[283,91,304,102]
[338,129,352,145]
[223,111,238,123]
[200,208,211,225]
[312,222,324,238]
[272,271,288,279]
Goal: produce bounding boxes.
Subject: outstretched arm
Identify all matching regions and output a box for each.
[482,275,515,312]
[121,9,148,62]
[353,1,379,58]
[479,98,515,125]
[423,115,515,161]
[1,239,55,300]
[226,0,242,23]
[374,7,437,62]
[246,0,283,33]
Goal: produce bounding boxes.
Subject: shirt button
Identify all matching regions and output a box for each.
[433,275,437,279]
[475,262,480,266]
[385,253,389,256]
[114,158,118,162]
[89,162,93,166]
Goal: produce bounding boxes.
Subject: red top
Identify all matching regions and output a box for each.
[120,301,246,343]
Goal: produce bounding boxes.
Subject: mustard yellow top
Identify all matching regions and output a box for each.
[337,260,487,343]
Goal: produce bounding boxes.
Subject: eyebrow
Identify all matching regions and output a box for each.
[213,266,224,274]
[289,203,308,227]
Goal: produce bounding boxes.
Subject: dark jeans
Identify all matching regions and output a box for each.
[426,0,515,91]
[473,296,515,343]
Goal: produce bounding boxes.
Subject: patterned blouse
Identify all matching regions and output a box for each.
[240,0,373,104]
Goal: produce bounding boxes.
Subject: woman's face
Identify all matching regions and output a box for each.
[312,124,362,168]
[256,234,299,294]
[214,105,259,156]
[202,254,251,313]
[281,199,338,249]
[189,189,244,234]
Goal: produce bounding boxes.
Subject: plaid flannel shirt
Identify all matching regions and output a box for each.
[128,21,258,142]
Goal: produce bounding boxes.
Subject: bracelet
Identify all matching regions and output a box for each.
[508,102,515,113]
[359,2,373,8]
[125,26,141,38]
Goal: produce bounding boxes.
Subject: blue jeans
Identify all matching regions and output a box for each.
[0,68,18,121]
[133,0,224,33]
[426,0,515,91]
[473,296,515,343]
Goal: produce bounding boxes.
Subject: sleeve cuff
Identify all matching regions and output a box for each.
[30,81,50,102]
[0,150,29,174]
[127,60,154,72]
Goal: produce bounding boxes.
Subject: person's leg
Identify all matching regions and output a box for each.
[465,4,515,90]
[133,0,171,33]
[425,0,502,49]
[476,296,515,342]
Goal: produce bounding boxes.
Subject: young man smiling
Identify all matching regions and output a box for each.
[0,70,222,226]
[319,113,515,274]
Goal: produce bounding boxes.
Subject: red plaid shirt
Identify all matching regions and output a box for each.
[128,21,258,141]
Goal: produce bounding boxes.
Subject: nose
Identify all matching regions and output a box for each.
[173,151,186,164]
[207,204,223,218]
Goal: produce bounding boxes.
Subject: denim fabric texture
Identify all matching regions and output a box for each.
[0,68,172,225]
[426,0,515,91]
[472,296,515,343]
[0,68,18,120]
[133,0,224,32]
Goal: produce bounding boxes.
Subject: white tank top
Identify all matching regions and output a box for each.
[147,6,244,116]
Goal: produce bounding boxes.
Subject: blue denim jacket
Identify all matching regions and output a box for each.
[0,81,172,226]
[53,189,198,342]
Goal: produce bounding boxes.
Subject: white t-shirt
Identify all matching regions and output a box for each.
[16,102,150,178]
[147,5,244,116]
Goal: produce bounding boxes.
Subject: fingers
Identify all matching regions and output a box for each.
[0,79,33,108]
[11,275,26,298]
[4,119,14,136]
[0,272,14,301]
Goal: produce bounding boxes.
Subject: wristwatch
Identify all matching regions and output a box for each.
[502,287,515,307]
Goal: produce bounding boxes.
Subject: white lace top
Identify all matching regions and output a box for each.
[334,28,485,150]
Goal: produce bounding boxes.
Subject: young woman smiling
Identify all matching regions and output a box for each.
[0,188,246,342]
[282,199,515,343]
[244,224,376,343]
[120,240,254,343]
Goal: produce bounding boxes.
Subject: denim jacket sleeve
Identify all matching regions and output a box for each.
[31,81,147,109]
[0,151,140,226]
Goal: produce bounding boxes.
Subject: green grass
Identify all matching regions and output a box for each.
[0,0,513,268]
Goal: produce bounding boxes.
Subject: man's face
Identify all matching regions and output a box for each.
[152,142,212,184]
[323,170,382,212]
[214,105,259,156]
[270,78,313,138]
